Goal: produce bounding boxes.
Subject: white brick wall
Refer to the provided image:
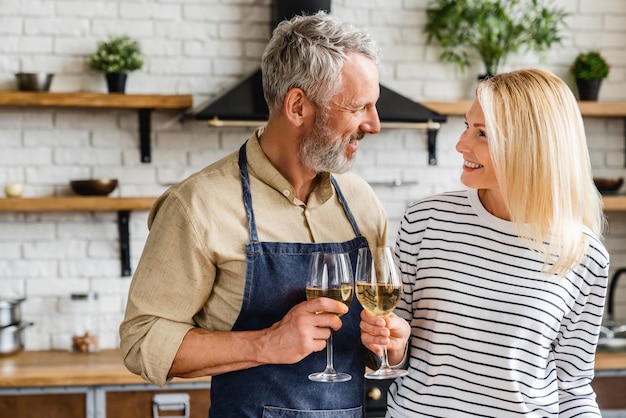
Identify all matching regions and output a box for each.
[1,0,626,351]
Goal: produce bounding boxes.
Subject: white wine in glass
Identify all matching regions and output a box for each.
[306,251,354,382]
[356,246,408,380]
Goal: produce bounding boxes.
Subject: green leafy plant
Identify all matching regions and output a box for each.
[570,51,610,80]
[424,0,568,77]
[88,35,144,73]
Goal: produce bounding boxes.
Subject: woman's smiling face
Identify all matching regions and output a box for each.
[455,99,499,191]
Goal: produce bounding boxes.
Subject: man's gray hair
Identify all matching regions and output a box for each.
[261,11,379,115]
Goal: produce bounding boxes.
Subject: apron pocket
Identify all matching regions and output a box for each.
[262,405,362,418]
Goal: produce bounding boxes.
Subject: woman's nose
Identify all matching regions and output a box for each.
[455,132,468,154]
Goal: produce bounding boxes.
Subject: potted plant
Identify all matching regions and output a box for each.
[424,0,568,79]
[88,35,144,93]
[570,51,610,101]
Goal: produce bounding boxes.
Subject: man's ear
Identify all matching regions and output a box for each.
[283,88,315,126]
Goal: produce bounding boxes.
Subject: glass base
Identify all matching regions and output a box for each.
[308,370,352,382]
[364,367,408,380]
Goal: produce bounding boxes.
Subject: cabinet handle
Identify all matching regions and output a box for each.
[152,393,190,418]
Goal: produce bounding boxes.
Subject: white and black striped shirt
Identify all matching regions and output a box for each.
[390,189,609,418]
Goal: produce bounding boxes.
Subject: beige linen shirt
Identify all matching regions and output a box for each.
[120,129,388,386]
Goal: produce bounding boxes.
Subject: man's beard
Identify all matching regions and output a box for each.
[299,110,358,174]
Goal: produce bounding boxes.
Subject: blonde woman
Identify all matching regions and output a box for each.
[360,68,609,417]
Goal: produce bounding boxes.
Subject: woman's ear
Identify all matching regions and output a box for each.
[283,88,315,126]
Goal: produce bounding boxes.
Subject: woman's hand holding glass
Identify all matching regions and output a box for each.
[360,310,411,368]
[356,246,409,379]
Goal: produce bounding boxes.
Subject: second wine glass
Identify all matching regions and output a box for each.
[356,246,408,380]
[305,251,354,382]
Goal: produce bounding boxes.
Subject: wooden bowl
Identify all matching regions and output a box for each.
[593,177,624,194]
[70,179,118,196]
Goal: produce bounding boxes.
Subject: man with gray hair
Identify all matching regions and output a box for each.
[120,11,387,417]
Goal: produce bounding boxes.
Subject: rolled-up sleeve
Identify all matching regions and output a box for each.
[119,191,215,387]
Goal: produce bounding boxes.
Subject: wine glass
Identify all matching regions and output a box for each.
[305,251,354,382]
[356,246,408,380]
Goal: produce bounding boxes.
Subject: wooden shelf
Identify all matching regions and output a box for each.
[0,92,192,109]
[0,197,156,212]
[601,195,626,211]
[0,92,193,163]
[422,101,626,117]
[0,197,157,277]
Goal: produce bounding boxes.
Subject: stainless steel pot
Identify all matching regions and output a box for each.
[15,73,53,91]
[0,322,33,356]
[0,298,25,328]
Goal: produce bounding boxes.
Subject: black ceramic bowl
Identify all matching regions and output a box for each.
[593,177,624,194]
[70,179,118,196]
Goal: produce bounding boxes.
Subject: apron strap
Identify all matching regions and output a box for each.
[331,176,363,237]
[238,142,259,242]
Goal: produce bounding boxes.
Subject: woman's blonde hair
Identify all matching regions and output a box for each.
[476,68,606,277]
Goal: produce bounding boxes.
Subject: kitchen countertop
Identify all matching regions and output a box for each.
[0,349,210,387]
[0,349,623,388]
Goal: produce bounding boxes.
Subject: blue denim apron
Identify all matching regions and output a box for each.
[208,143,369,417]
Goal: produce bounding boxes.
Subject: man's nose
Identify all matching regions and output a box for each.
[362,107,381,134]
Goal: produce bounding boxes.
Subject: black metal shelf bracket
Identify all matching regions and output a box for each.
[118,210,132,277]
[139,109,152,163]
[427,129,438,165]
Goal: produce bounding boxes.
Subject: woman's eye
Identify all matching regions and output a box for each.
[479,130,486,137]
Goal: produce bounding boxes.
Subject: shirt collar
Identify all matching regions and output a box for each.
[246,127,333,206]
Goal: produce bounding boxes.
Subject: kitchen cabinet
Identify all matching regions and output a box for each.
[0,92,193,163]
[0,349,211,418]
[106,385,210,418]
[0,382,211,418]
[0,392,86,418]
[591,373,626,410]
[1,350,625,417]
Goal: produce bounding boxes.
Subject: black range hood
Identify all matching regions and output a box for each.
[192,0,447,164]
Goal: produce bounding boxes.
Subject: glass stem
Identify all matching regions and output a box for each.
[380,346,392,370]
[325,331,336,372]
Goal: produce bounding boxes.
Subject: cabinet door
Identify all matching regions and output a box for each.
[591,376,626,409]
[106,388,211,418]
[0,393,86,418]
